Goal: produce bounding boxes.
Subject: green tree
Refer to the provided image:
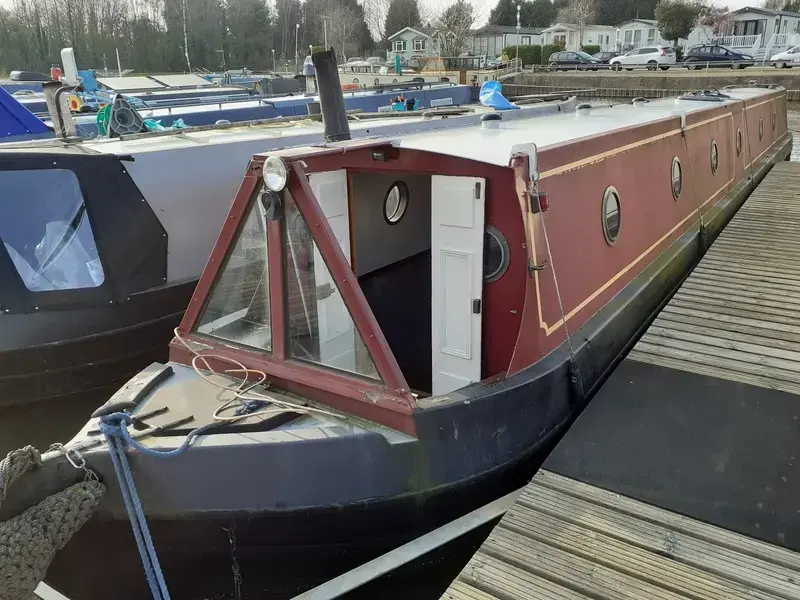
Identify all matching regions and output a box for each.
[490,0,556,28]
[384,0,421,38]
[655,0,701,47]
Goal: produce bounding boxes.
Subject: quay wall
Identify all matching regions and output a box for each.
[508,70,800,100]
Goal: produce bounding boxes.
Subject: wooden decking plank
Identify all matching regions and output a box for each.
[499,506,783,600]
[517,486,800,598]
[458,554,591,600]
[441,580,503,600]
[532,471,800,571]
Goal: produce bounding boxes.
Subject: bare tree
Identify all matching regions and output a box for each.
[319,0,361,60]
[433,0,475,57]
[363,0,391,41]
[695,4,730,37]
[556,0,597,49]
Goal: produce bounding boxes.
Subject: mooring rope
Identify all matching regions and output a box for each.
[0,446,105,600]
[531,180,586,399]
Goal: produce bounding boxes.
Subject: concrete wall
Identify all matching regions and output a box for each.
[350,172,431,276]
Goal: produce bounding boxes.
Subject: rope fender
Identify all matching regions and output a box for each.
[0,446,105,600]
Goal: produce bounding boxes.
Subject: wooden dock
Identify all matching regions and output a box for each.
[441,163,800,600]
[443,470,800,600]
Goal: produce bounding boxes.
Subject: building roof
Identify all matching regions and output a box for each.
[615,18,658,27]
[387,26,435,40]
[730,6,800,18]
[473,24,543,36]
[541,22,617,33]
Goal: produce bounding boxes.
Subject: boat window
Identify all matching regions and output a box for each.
[736,129,742,156]
[710,141,719,175]
[759,117,764,141]
[0,169,104,292]
[384,181,409,224]
[283,191,380,380]
[671,157,682,199]
[196,192,272,351]
[484,225,509,283]
[602,187,621,245]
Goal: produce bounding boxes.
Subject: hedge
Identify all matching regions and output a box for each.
[581,44,601,55]
[502,45,541,66]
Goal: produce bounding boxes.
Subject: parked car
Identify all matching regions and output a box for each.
[770,45,800,67]
[609,46,676,71]
[683,45,753,69]
[592,51,621,64]
[547,51,601,71]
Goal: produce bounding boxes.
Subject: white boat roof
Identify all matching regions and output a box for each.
[97,76,165,90]
[149,74,214,88]
[395,87,776,167]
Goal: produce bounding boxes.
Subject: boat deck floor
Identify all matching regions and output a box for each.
[440,161,800,599]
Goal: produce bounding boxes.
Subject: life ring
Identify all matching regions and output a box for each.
[68,94,83,112]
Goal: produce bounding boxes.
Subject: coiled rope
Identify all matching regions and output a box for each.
[0,446,105,600]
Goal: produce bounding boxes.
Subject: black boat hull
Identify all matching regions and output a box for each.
[0,281,196,455]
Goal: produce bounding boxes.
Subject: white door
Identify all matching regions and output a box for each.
[307,170,355,372]
[431,175,485,396]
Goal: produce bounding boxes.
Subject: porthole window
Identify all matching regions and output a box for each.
[710,141,719,175]
[773,110,777,131]
[483,226,509,283]
[736,129,742,156]
[383,181,408,224]
[353,78,359,84]
[759,117,764,141]
[374,78,380,85]
[602,186,621,245]
[392,78,398,83]
[671,157,682,199]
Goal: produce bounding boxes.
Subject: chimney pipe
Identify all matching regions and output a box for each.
[311,49,351,142]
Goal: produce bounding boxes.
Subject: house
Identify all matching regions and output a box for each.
[727,6,800,43]
[467,25,544,57]
[540,23,616,51]
[615,19,668,51]
[387,27,438,65]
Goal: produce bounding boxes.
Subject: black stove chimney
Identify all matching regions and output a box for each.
[311,48,351,142]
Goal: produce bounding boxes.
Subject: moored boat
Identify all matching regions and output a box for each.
[0,52,791,599]
[0,73,572,454]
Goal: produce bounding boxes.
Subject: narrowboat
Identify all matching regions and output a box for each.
[0,53,791,600]
[0,76,572,454]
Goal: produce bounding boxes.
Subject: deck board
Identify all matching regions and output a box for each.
[442,162,800,600]
[442,472,800,600]
[629,161,800,393]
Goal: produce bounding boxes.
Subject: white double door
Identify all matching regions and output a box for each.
[308,171,485,396]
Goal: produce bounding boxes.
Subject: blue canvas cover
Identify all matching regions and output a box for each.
[0,86,52,138]
[479,80,519,110]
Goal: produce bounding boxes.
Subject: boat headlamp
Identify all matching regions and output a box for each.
[263,156,288,192]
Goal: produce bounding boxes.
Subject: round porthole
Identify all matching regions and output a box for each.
[484,226,509,283]
[710,140,719,175]
[736,129,742,157]
[671,157,682,199]
[392,78,398,83]
[773,110,777,131]
[602,186,621,245]
[383,181,409,224]
[353,77,359,84]
[759,117,764,141]
[374,78,380,85]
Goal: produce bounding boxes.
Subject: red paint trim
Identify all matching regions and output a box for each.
[169,340,417,436]
[287,162,412,394]
[178,162,261,332]
[267,219,286,360]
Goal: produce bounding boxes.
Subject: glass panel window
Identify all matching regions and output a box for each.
[0,169,104,292]
[196,192,272,351]
[394,40,406,52]
[413,39,426,51]
[283,191,379,380]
